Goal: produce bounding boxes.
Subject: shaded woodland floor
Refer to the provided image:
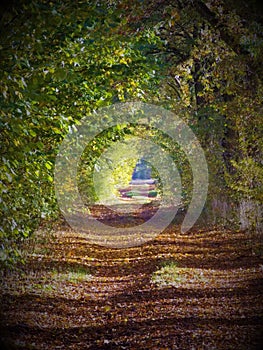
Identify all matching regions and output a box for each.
[1,205,263,349]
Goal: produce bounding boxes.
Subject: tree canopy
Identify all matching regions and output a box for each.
[1,0,262,266]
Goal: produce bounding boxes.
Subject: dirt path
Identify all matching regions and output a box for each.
[1,210,263,349]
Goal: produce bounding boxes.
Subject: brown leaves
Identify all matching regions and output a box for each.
[1,224,263,349]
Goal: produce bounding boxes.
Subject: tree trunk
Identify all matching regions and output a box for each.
[239,199,263,232]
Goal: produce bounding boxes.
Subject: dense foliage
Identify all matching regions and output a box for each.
[1,0,262,266]
[119,0,263,226]
[0,0,162,266]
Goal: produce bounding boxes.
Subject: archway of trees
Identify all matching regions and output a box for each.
[1,2,263,349]
[1,0,262,264]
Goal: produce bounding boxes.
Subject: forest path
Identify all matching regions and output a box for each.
[1,207,263,349]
